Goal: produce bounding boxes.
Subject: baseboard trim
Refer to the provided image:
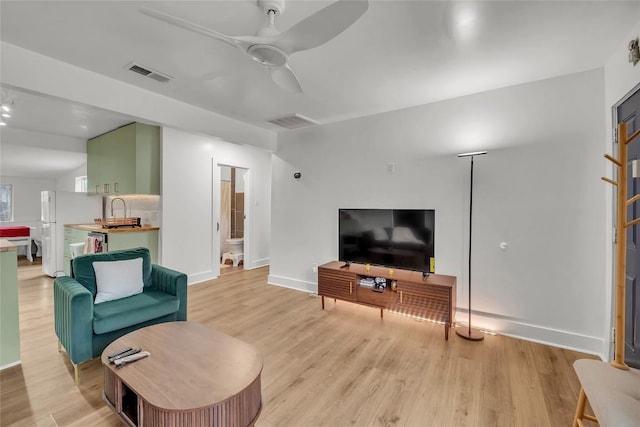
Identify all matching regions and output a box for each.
[455,309,606,360]
[265,275,606,357]
[268,274,316,293]
[248,257,270,270]
[188,271,217,285]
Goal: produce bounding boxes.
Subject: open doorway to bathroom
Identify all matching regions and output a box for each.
[219,165,247,273]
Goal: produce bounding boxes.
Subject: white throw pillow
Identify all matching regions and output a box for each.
[93,258,144,304]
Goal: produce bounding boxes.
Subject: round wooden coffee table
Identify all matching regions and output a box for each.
[101,321,262,427]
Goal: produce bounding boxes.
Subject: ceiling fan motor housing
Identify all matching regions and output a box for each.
[258,0,285,15]
[140,0,370,93]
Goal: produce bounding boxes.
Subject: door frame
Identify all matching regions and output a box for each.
[212,161,251,277]
[609,81,640,361]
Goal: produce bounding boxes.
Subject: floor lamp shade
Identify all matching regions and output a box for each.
[456,151,487,341]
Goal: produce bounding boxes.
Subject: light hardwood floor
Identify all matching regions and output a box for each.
[1,259,597,427]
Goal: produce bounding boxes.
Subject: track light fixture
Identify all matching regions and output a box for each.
[0,102,13,127]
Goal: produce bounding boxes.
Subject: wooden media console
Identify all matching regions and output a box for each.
[318,261,456,339]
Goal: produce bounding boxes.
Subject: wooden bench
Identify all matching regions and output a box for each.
[573,359,640,427]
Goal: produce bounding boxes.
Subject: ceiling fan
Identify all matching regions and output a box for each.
[140,0,369,93]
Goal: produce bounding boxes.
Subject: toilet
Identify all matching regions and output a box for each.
[222,238,244,266]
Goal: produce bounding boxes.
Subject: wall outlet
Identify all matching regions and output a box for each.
[386,162,395,174]
[312,263,318,273]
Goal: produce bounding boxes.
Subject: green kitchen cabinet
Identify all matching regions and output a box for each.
[87,123,160,196]
[87,133,104,195]
[108,230,159,263]
[1,243,20,368]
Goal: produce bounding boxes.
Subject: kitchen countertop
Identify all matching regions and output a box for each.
[0,239,17,252]
[65,224,160,233]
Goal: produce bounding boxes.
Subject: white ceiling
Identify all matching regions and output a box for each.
[1,1,639,177]
[0,86,137,177]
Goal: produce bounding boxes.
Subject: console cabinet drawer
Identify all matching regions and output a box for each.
[392,281,451,322]
[318,268,357,302]
[356,286,392,307]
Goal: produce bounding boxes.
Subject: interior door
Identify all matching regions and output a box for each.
[211,162,221,279]
[617,86,640,368]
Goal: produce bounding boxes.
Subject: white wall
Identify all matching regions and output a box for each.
[271,69,607,357]
[602,19,640,359]
[0,176,55,225]
[56,164,87,192]
[161,127,271,284]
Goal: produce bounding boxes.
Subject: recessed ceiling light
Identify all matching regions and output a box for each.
[1,113,10,118]
[0,121,6,126]
[1,105,10,113]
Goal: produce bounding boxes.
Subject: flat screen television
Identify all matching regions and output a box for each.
[338,209,435,273]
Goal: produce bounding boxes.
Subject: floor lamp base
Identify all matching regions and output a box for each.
[456,327,485,341]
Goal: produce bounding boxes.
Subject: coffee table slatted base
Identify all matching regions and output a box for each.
[103,370,262,427]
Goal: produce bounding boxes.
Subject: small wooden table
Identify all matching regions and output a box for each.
[101,322,263,427]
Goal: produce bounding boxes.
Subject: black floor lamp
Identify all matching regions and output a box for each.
[456,150,487,341]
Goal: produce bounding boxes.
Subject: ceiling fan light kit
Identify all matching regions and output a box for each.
[248,44,287,67]
[140,0,369,93]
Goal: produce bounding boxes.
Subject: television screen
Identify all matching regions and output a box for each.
[338,209,435,272]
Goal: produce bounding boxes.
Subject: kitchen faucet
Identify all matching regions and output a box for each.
[110,197,127,218]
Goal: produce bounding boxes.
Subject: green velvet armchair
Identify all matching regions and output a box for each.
[53,247,187,383]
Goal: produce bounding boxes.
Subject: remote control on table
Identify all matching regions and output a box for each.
[107,347,133,361]
[110,347,141,363]
[115,351,150,367]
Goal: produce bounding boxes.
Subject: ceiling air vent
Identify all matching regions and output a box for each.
[126,62,173,83]
[267,114,318,130]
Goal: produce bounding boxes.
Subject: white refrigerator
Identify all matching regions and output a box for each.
[41,191,102,277]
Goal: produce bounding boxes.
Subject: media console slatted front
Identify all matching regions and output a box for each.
[318,261,456,339]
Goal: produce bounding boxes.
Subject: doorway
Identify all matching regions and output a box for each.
[219,165,248,273]
[615,83,640,368]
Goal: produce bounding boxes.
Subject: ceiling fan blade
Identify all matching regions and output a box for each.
[140,7,239,49]
[274,0,369,54]
[270,65,303,93]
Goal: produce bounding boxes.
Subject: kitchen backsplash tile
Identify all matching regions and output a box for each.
[104,195,160,227]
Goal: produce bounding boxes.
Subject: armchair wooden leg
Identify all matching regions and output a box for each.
[74,363,80,385]
[57,340,81,384]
